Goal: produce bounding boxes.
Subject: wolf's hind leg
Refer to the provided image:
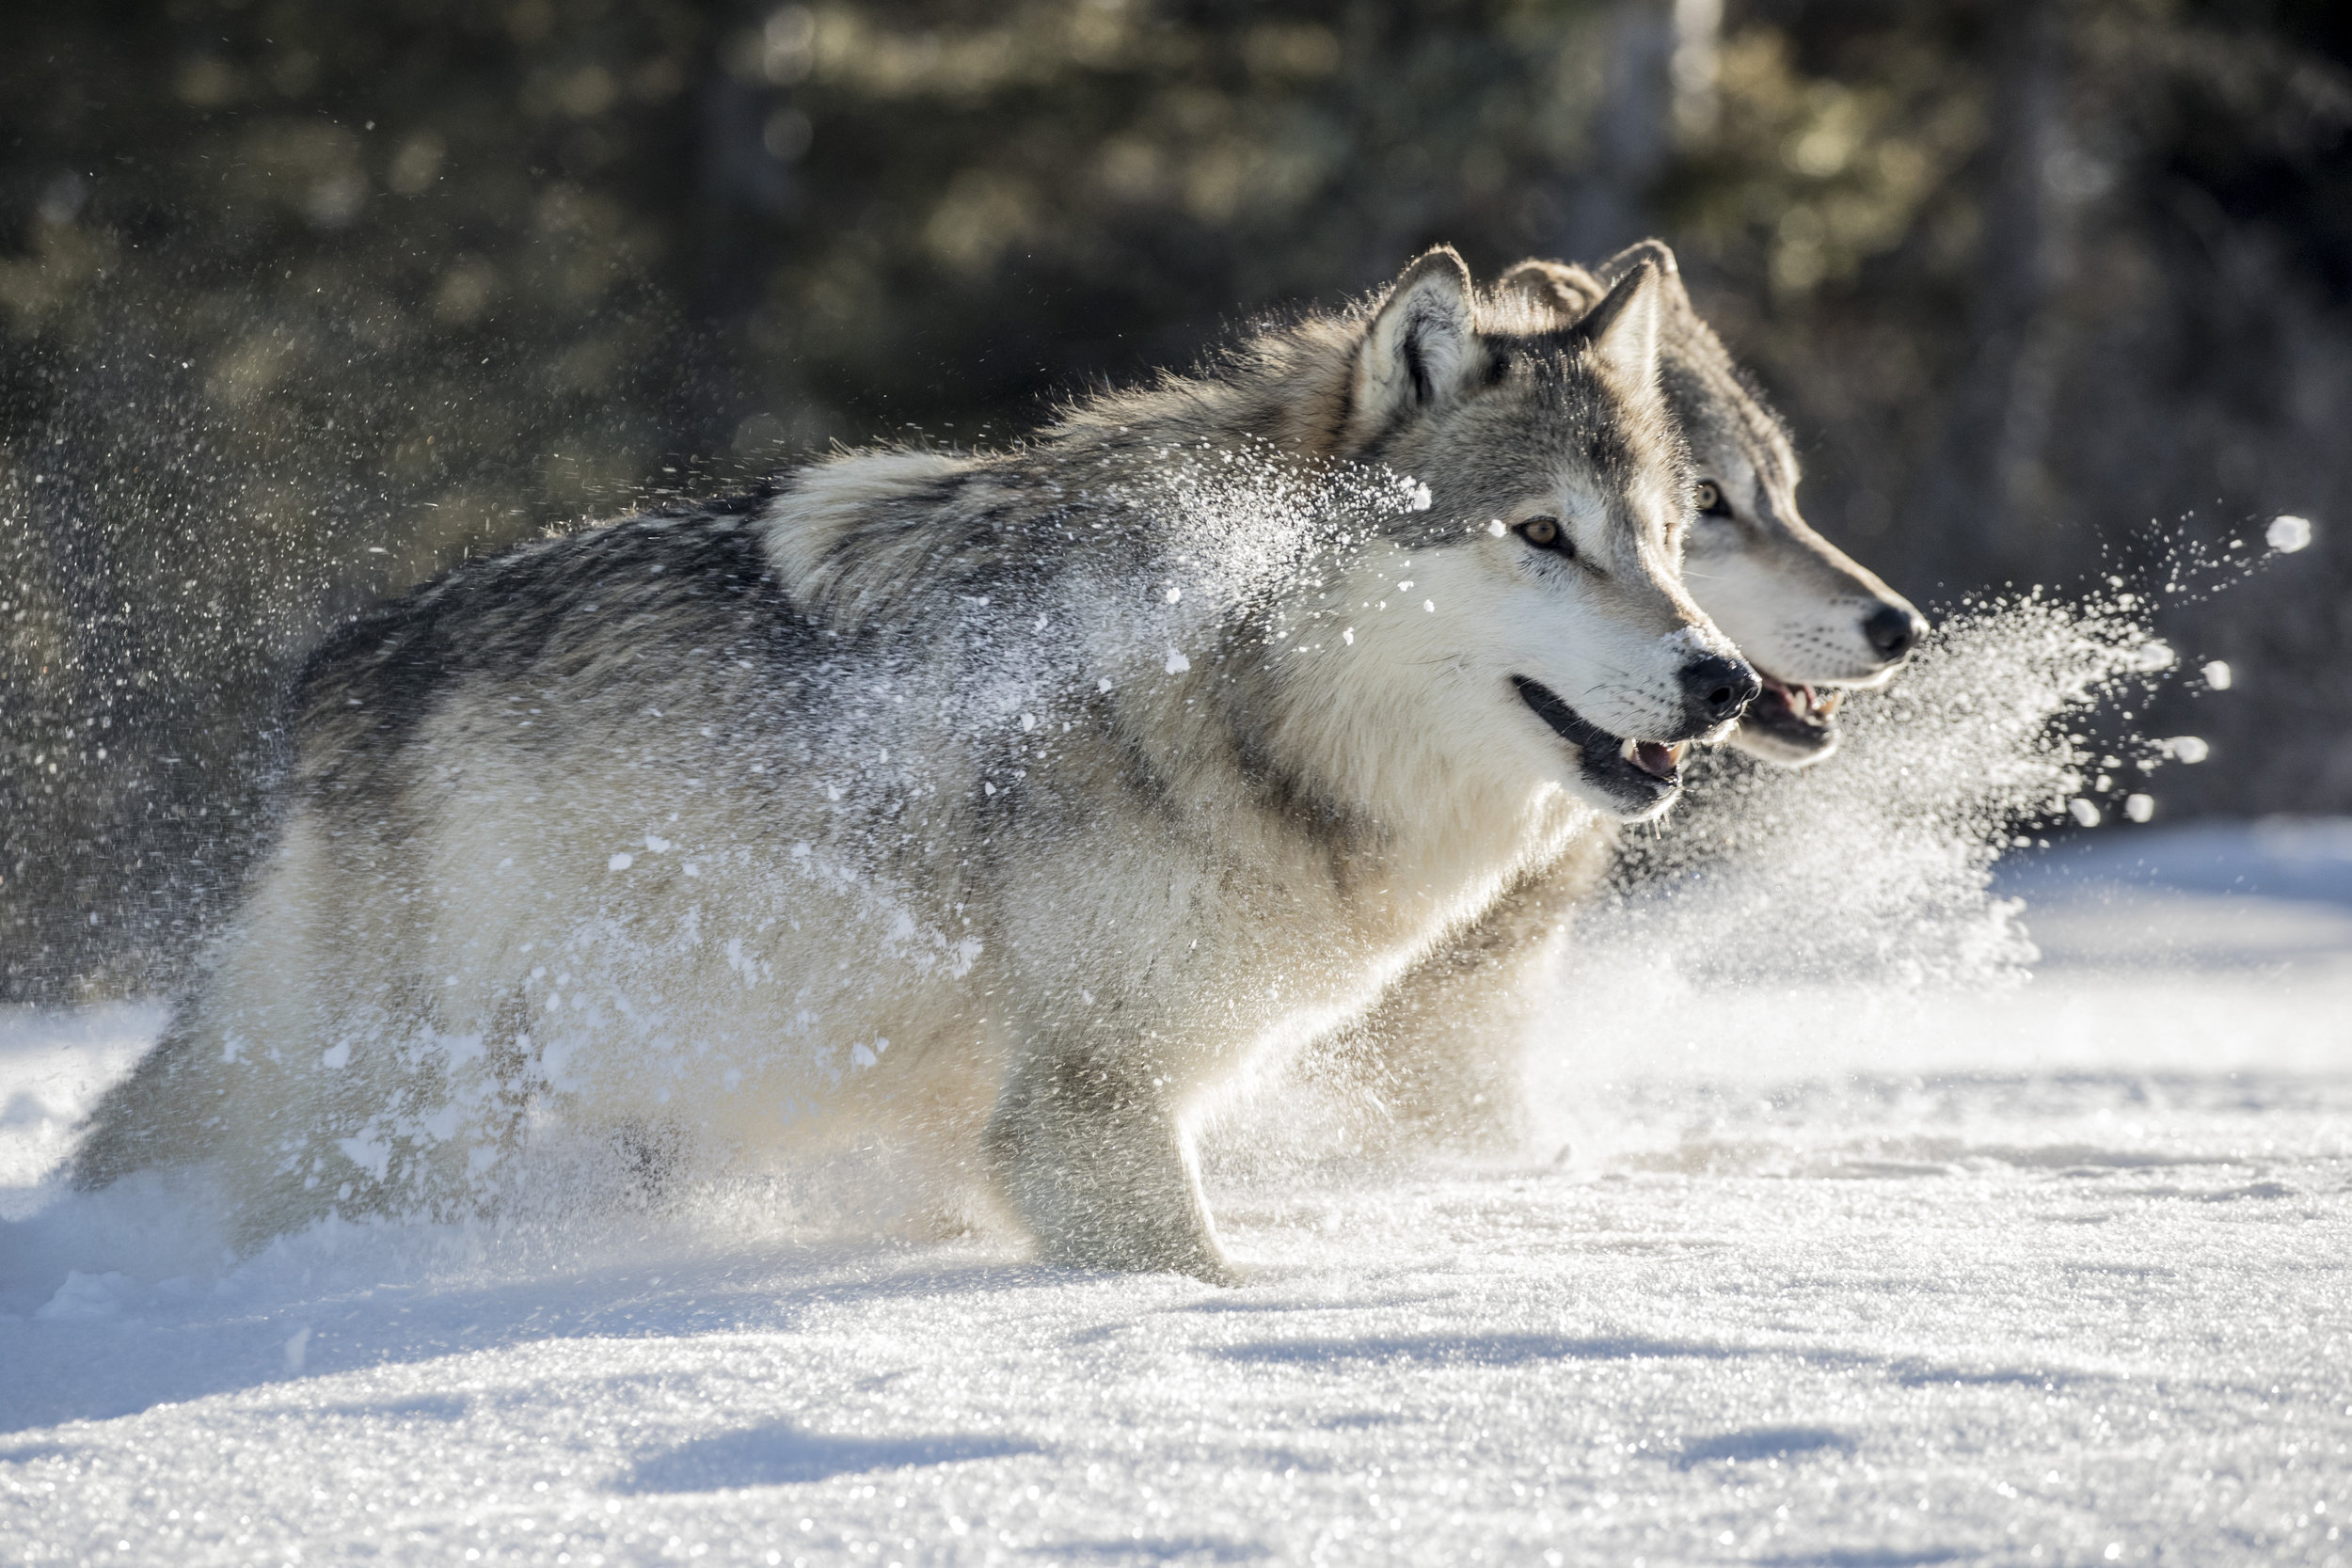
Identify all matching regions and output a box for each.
[983,1045,1234,1284]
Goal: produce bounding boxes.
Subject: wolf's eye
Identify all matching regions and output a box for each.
[1517,516,1571,557]
[1693,480,1730,516]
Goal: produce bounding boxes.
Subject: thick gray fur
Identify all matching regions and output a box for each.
[73,247,1751,1278]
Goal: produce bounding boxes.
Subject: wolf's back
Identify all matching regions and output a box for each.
[69,492,820,1197]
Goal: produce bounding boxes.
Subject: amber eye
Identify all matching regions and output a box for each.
[1517,516,1568,554]
[1694,480,1730,516]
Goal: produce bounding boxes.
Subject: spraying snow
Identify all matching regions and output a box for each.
[5,520,2346,1562]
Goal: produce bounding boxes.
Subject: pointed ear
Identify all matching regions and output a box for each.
[1598,239,1695,321]
[1498,259,1607,323]
[1573,259,1664,414]
[1349,247,1479,444]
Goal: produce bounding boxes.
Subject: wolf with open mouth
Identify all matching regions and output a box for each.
[1502,243,1927,765]
[1321,242,1930,1147]
[72,246,1752,1280]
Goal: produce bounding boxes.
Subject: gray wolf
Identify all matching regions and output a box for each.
[1503,242,1925,764]
[72,248,1756,1280]
[1324,243,1928,1146]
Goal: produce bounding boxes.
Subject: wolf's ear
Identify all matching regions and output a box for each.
[1572,259,1665,416]
[1499,259,1607,324]
[1597,239,1695,320]
[1349,247,1480,444]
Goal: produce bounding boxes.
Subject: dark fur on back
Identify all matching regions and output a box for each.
[293,503,811,817]
[70,248,1718,1281]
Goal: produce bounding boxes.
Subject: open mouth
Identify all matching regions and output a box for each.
[1511,675,1689,809]
[1741,673,1846,751]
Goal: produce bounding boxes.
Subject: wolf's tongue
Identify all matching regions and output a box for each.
[1629,740,1678,779]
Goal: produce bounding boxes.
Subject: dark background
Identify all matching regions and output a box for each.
[5,0,2350,999]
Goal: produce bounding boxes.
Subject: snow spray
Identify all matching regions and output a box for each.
[1510,528,2309,1166]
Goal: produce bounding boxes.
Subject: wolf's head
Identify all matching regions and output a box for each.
[1329,247,1757,821]
[1501,244,1926,767]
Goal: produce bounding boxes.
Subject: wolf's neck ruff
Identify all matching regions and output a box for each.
[72,246,1751,1280]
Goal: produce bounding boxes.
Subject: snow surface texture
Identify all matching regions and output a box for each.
[5,560,2350,1565]
[3,823,2346,1567]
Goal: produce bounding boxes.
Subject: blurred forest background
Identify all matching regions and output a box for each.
[4,0,2351,998]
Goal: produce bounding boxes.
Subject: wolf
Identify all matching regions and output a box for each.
[1320,242,1928,1145]
[1504,242,1926,761]
[72,247,1757,1280]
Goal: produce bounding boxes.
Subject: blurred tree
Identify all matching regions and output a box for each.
[1664,0,2352,814]
[3,0,2350,996]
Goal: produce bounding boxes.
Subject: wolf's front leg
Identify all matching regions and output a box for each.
[982,1041,1234,1283]
[1321,832,1614,1149]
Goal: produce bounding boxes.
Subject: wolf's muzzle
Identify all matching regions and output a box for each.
[1512,674,1692,816]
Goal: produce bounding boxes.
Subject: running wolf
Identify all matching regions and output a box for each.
[73,248,1756,1279]
[1504,242,1926,762]
[1327,243,1929,1143]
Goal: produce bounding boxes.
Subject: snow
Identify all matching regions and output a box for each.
[2267,515,2313,553]
[4,825,2351,1565]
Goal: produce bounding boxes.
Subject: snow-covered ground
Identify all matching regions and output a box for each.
[4,822,2350,1567]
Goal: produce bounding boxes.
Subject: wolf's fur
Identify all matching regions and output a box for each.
[1325,243,1930,1148]
[72,249,1755,1279]
[1502,243,1925,765]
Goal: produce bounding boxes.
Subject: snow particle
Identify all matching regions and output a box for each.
[2266,514,2312,553]
[1486,518,1506,537]
[2168,736,2210,764]
[2069,798,2101,828]
[2201,660,2232,690]
[1098,677,1113,693]
[1423,599,1436,613]
[1165,649,1191,673]
[1020,713,1037,732]
[607,852,634,871]
[2124,793,2154,822]
[1164,586,1182,604]
[1343,627,1355,645]
[644,833,671,852]
[1408,482,1432,511]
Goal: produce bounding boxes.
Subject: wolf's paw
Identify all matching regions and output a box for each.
[1190,1255,1249,1289]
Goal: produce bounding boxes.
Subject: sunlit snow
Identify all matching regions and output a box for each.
[3,541,2345,1563]
[1,816,2345,1566]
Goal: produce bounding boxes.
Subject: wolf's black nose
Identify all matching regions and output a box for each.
[1681,655,1760,725]
[1865,602,1927,660]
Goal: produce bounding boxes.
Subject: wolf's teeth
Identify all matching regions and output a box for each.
[1668,741,1689,766]
[1620,736,1639,762]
